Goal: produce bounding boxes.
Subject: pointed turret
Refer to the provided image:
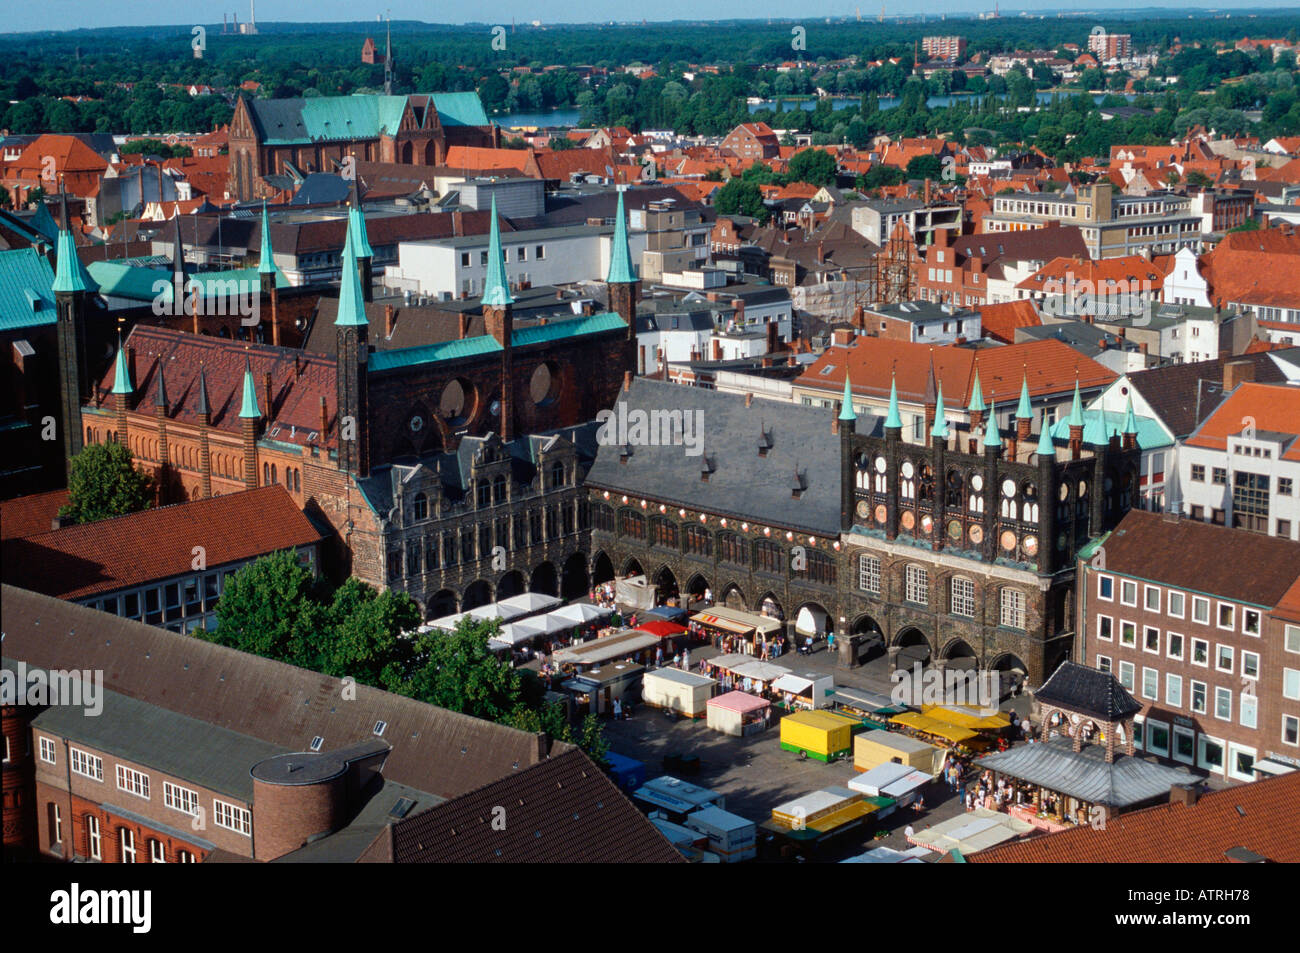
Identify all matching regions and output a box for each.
[111,337,132,396]
[52,189,92,294]
[1067,377,1085,428]
[607,191,636,285]
[347,174,374,302]
[257,200,277,275]
[930,379,948,439]
[1122,392,1139,450]
[967,363,987,414]
[481,196,513,308]
[1016,371,1033,421]
[1036,416,1055,458]
[333,228,368,327]
[983,397,1002,449]
[885,372,903,431]
[838,373,857,422]
[238,358,260,419]
[155,363,168,409]
[196,367,211,417]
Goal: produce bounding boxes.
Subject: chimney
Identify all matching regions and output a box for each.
[766,320,779,354]
[1223,359,1255,391]
[319,395,329,438]
[924,177,932,205]
[816,242,826,265]
[452,211,463,236]
[263,372,273,421]
[1069,423,1084,460]
[1138,341,1148,355]
[1169,783,1199,807]
[623,371,633,392]
[712,340,722,361]
[384,304,396,338]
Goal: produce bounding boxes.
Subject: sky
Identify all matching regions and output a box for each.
[9,1,1298,34]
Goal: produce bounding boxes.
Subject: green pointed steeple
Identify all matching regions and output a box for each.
[333,228,368,327]
[967,362,986,413]
[1036,417,1055,458]
[257,201,278,275]
[238,358,260,419]
[481,196,514,307]
[930,379,948,439]
[52,190,93,293]
[607,190,636,285]
[1123,393,1138,438]
[347,201,373,261]
[1016,370,1033,420]
[885,373,903,430]
[984,397,1002,448]
[110,336,132,396]
[1067,377,1085,428]
[838,372,857,422]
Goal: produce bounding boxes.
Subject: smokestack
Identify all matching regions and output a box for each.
[623,371,633,392]
[385,304,396,338]
[263,372,273,422]
[320,396,329,439]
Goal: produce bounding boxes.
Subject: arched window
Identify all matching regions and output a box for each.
[803,550,835,585]
[263,462,270,485]
[293,469,301,493]
[619,510,645,539]
[413,492,428,521]
[271,463,278,485]
[684,525,712,556]
[719,532,746,565]
[905,565,929,605]
[753,539,783,573]
[650,516,678,549]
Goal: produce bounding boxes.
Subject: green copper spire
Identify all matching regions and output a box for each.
[967,362,986,413]
[333,228,368,327]
[257,201,277,275]
[238,358,260,419]
[885,373,903,430]
[481,196,514,307]
[1123,392,1138,437]
[838,372,857,422]
[1016,370,1033,420]
[930,379,949,439]
[1036,416,1055,458]
[347,202,373,261]
[110,336,132,396]
[606,190,636,285]
[52,190,92,293]
[1067,377,1085,428]
[984,397,1002,448]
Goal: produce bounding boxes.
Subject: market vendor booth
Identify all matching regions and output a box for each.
[701,654,791,696]
[763,785,880,853]
[684,806,757,863]
[689,607,785,656]
[706,690,772,737]
[831,687,910,731]
[561,662,644,717]
[633,776,725,823]
[854,729,945,776]
[771,672,835,711]
[553,629,660,670]
[889,711,988,753]
[847,761,931,809]
[641,668,716,717]
[780,710,860,762]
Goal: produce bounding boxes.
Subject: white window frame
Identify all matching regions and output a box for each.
[1120,620,1137,648]
[1191,679,1208,714]
[1216,601,1235,631]
[70,747,103,782]
[120,826,136,863]
[150,838,166,863]
[1214,686,1232,721]
[1145,718,1170,757]
[1242,608,1260,636]
[1165,673,1182,709]
[1284,713,1299,748]
[1097,614,1113,642]
[178,850,196,863]
[1167,590,1185,619]
[1143,585,1161,612]
[1097,574,1114,601]
[1241,650,1259,681]
[1191,637,1209,667]
[51,802,63,845]
[213,799,252,837]
[1283,668,1300,701]
[1172,723,1195,764]
[1286,624,1300,655]
[87,814,101,860]
[1143,626,1160,655]
[905,565,929,605]
[1227,742,1257,783]
[1192,596,1210,625]
[1117,660,1135,692]
[164,781,200,816]
[39,736,57,765]
[1215,644,1234,674]
[858,554,881,594]
[1000,588,1026,630]
[1197,733,1225,775]
[1240,693,1258,730]
[951,577,976,618]
[1141,666,1159,701]
[115,764,150,800]
[1120,579,1138,607]
[1096,654,1111,673]
[1166,631,1184,661]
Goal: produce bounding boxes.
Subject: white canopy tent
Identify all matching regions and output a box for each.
[770,674,815,695]
[494,617,554,647]
[549,603,612,626]
[495,592,563,617]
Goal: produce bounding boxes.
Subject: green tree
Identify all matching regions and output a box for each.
[59,441,153,525]
[320,579,421,690]
[1229,218,1260,233]
[905,153,944,180]
[207,549,326,665]
[786,148,837,186]
[714,178,768,221]
[1185,170,1214,188]
[548,136,577,150]
[405,620,522,722]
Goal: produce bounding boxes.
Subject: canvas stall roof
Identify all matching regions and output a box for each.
[549,603,611,625]
[708,690,770,713]
[643,667,716,689]
[922,704,1011,732]
[771,674,816,694]
[494,592,562,616]
[729,661,792,682]
[891,711,979,744]
[553,631,660,665]
[908,808,1034,855]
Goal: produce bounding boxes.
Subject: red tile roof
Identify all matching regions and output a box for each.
[2,486,323,600]
[1200,225,1300,308]
[93,326,339,450]
[799,336,1116,407]
[977,300,1042,344]
[0,490,70,541]
[969,771,1300,863]
[1184,381,1300,460]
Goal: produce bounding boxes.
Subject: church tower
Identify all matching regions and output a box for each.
[52,188,95,478]
[335,227,371,477]
[605,191,640,375]
[481,196,514,442]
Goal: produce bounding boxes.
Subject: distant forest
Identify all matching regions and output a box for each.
[2,14,1297,156]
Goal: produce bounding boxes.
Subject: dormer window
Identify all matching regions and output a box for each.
[412,493,428,521]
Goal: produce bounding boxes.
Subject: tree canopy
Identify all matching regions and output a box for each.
[59,441,153,525]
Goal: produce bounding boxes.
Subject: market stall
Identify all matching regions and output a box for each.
[641,668,716,717]
[616,574,656,611]
[560,662,644,716]
[831,687,910,731]
[645,605,689,625]
[889,711,983,749]
[548,602,613,627]
[853,729,945,776]
[684,806,757,863]
[846,761,931,808]
[771,672,835,711]
[780,710,860,762]
[706,690,772,737]
[922,704,1012,735]
[635,619,690,651]
[700,655,791,696]
[689,607,785,656]
[906,807,1035,855]
[552,629,660,670]
[764,785,880,849]
[633,776,725,822]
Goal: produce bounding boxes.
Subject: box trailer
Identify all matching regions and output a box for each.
[779,710,859,762]
[706,690,771,737]
[853,729,944,776]
[641,668,716,717]
[684,806,757,862]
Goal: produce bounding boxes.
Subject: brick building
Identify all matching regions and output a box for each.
[227,93,499,203]
[922,36,968,61]
[720,123,780,161]
[1077,509,1300,783]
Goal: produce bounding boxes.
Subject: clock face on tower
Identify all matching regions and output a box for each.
[856,500,870,519]
[409,415,424,433]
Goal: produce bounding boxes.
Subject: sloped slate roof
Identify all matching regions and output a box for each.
[386,749,683,863]
[585,378,854,536]
[1034,660,1143,722]
[1125,351,1293,438]
[0,248,57,331]
[975,736,1197,809]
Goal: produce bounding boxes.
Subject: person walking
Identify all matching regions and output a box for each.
[682,648,691,670]
[655,645,663,668]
